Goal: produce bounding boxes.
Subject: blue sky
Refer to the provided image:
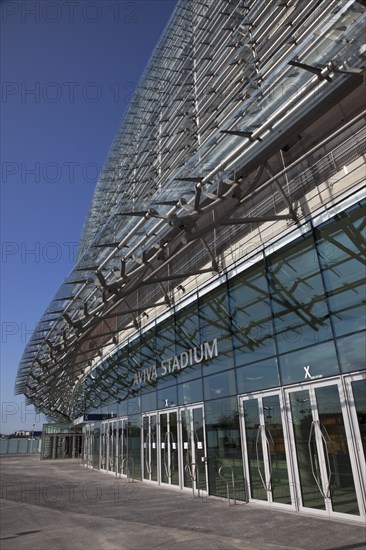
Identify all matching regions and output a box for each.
[1,0,177,434]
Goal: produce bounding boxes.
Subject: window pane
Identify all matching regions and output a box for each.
[236,357,280,393]
[316,203,366,337]
[175,301,203,381]
[178,379,203,405]
[267,237,331,353]
[203,370,236,400]
[279,341,339,385]
[204,397,245,500]
[199,285,233,373]
[229,264,275,366]
[337,332,366,373]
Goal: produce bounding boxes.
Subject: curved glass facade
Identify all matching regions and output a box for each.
[80,198,365,522]
[80,199,365,415]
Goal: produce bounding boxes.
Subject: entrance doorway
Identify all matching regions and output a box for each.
[240,375,366,521]
[142,404,208,493]
[100,418,128,476]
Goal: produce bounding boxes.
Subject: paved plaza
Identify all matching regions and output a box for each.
[0,455,365,550]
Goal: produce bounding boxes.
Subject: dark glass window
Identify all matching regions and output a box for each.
[141,391,157,412]
[203,370,236,400]
[198,284,233,373]
[175,301,203,382]
[157,384,177,409]
[155,318,178,387]
[236,357,280,393]
[178,378,203,405]
[279,341,339,385]
[229,264,275,366]
[204,397,244,500]
[267,236,331,353]
[315,204,366,338]
[337,332,366,373]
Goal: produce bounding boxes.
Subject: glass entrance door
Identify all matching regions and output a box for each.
[181,405,208,494]
[116,418,128,477]
[142,413,158,482]
[240,391,294,508]
[286,378,365,521]
[159,410,179,486]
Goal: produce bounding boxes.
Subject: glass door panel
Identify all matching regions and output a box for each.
[159,411,179,486]
[262,395,291,505]
[181,405,207,493]
[350,377,366,462]
[288,389,326,510]
[287,381,363,519]
[241,392,292,506]
[143,414,158,482]
[117,418,127,477]
[242,398,267,501]
[315,385,359,515]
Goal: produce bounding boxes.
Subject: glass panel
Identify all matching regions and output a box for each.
[243,398,267,500]
[267,237,331,354]
[315,385,359,515]
[262,395,291,505]
[289,390,325,510]
[205,397,244,501]
[193,408,206,493]
[178,378,203,405]
[127,415,141,480]
[181,409,192,489]
[150,415,158,482]
[203,370,236,400]
[229,264,275,366]
[142,415,157,482]
[141,391,157,412]
[143,416,150,481]
[199,285,233,373]
[160,411,179,486]
[156,318,177,387]
[351,378,366,462]
[279,341,339,385]
[316,203,366,338]
[175,302,202,382]
[169,412,179,486]
[337,332,366,373]
[236,358,280,393]
[160,413,168,484]
[157,385,177,410]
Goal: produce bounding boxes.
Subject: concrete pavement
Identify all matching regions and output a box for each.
[1,455,365,550]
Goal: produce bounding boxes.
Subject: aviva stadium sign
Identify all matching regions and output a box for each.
[132,338,219,387]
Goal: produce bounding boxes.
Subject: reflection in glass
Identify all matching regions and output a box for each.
[352,378,366,462]
[243,398,267,500]
[262,395,291,505]
[229,265,275,366]
[203,370,236,400]
[279,341,339,385]
[143,414,157,481]
[267,237,331,354]
[199,285,233,373]
[289,390,325,510]
[316,204,366,337]
[236,358,279,393]
[178,379,203,405]
[315,385,359,515]
[205,397,244,500]
[160,411,179,486]
[337,332,366,373]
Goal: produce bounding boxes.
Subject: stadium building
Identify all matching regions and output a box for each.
[16,0,365,523]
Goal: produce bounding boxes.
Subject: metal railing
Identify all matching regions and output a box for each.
[218,465,236,505]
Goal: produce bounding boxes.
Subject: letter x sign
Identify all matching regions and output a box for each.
[304,365,311,379]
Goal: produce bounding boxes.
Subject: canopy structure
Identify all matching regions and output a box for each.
[15,0,366,422]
